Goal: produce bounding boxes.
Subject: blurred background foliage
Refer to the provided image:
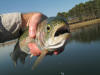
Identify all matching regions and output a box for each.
[57,0,100,24]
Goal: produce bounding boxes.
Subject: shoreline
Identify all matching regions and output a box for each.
[69,18,100,31]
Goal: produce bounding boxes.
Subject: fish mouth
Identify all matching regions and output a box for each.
[46,40,66,49]
[54,26,70,37]
[44,25,70,51]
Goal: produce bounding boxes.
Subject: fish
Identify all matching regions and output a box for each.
[18,16,70,69]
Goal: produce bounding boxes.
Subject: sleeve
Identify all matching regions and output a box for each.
[0,12,22,42]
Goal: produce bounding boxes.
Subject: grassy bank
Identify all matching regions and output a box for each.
[69,18,100,30]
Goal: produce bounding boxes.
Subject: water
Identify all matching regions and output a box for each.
[0,24,100,75]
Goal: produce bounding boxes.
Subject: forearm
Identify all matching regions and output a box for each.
[0,12,22,42]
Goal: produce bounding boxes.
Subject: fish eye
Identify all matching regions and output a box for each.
[47,24,51,32]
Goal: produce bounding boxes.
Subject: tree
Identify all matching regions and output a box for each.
[57,0,100,24]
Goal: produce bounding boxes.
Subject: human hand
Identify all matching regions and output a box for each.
[27,13,60,56]
[28,13,42,38]
[28,43,63,56]
[26,13,41,56]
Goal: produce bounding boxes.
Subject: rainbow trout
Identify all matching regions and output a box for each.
[19,16,70,69]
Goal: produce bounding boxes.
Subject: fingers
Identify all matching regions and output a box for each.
[28,13,42,38]
[28,43,59,56]
[53,50,59,55]
[28,43,41,56]
[29,24,36,38]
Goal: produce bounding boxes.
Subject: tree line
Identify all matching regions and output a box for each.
[57,0,100,24]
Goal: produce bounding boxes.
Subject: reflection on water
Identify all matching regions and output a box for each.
[70,23,100,43]
[0,24,100,75]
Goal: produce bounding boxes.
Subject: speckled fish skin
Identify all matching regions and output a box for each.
[19,16,70,54]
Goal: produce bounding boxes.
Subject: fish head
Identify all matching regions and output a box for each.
[36,16,70,51]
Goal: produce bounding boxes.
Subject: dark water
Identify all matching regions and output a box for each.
[0,24,100,75]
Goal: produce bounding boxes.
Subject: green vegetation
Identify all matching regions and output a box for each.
[57,0,100,24]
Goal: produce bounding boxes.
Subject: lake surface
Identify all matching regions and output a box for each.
[0,24,100,75]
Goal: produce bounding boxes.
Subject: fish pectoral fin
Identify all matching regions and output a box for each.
[32,50,48,70]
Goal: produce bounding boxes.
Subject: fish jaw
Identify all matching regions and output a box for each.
[44,33,70,51]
